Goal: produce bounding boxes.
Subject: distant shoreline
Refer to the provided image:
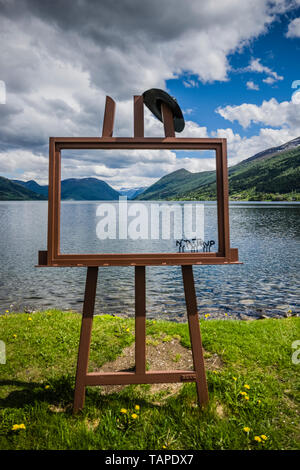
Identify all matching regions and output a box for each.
[1,199,300,204]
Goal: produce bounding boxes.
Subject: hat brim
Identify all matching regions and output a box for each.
[142,89,185,133]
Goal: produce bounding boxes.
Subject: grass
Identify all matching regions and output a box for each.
[0,310,299,450]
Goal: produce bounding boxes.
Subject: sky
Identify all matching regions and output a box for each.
[0,0,300,190]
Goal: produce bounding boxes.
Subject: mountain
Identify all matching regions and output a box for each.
[13,179,48,196]
[3,136,300,202]
[60,178,120,200]
[10,178,145,201]
[243,136,300,164]
[226,145,300,199]
[135,168,216,200]
[119,186,147,199]
[2,177,120,201]
[136,137,300,201]
[0,176,47,200]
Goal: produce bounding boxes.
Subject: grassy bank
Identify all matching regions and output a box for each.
[0,310,299,450]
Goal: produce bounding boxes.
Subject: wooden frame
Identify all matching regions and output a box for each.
[38,97,238,268]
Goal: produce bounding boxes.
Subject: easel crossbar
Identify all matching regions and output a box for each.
[85,371,196,386]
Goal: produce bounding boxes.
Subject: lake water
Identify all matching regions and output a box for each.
[0,201,299,321]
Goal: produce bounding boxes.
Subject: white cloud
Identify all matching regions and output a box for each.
[0,149,48,180]
[246,80,259,90]
[183,108,194,115]
[216,97,300,128]
[262,76,276,85]
[244,58,284,83]
[214,126,298,165]
[211,128,243,143]
[215,95,300,164]
[286,17,300,37]
[0,0,299,186]
[183,79,199,88]
[180,121,208,138]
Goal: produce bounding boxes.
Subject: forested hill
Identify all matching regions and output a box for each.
[0,177,120,201]
[136,138,300,201]
[0,177,47,200]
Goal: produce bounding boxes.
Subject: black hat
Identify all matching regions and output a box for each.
[142,88,185,133]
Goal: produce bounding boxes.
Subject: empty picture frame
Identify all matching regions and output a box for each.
[38,135,239,267]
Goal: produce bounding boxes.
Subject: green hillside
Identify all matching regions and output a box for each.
[136,145,300,201]
[13,179,48,197]
[2,138,300,202]
[136,168,215,200]
[0,176,47,201]
[60,178,120,200]
[227,146,300,199]
[1,177,120,201]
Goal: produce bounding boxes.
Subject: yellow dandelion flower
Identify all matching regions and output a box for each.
[131,413,138,419]
[12,423,26,431]
[162,445,167,449]
[126,328,130,332]
[258,400,261,404]
[28,317,32,321]
[239,391,247,396]
[244,384,250,389]
[233,376,237,381]
[244,395,249,400]
[13,334,17,338]
[135,405,140,411]
[45,385,50,390]
[204,314,210,318]
[243,427,251,432]
[254,436,262,442]
[261,435,268,441]
[5,310,9,313]
[120,408,127,414]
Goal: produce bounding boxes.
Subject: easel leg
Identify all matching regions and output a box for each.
[73,266,99,413]
[182,265,209,406]
[135,266,146,374]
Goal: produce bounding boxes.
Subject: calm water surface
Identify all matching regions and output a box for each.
[0,201,299,320]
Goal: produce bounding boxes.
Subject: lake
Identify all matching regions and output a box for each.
[0,201,299,321]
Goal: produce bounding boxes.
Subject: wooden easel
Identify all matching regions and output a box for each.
[73,264,209,412]
[73,98,208,413]
[38,92,239,413]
